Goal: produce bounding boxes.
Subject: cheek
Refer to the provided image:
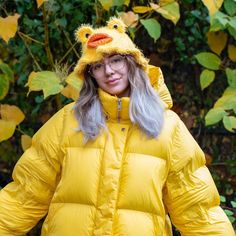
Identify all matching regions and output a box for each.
[94,78,103,87]
[122,64,129,79]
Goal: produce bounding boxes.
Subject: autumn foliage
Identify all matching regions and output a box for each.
[0,0,236,234]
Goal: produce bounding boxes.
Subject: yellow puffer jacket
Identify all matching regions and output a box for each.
[0,67,234,236]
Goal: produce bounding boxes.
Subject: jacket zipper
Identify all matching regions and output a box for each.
[117,98,121,123]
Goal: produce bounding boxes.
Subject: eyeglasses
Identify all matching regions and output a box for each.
[89,54,126,78]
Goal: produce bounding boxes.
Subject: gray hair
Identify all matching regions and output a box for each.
[74,55,164,142]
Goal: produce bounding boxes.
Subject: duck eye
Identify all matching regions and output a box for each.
[85,33,90,38]
[113,24,118,29]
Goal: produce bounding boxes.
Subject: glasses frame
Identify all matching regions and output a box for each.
[88,54,126,78]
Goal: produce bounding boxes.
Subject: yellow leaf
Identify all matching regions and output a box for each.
[61,84,79,101]
[21,134,32,151]
[228,44,236,62]
[25,71,38,94]
[119,11,139,27]
[36,0,48,8]
[98,0,113,11]
[201,0,224,15]
[0,104,25,125]
[0,74,9,100]
[0,120,16,142]
[207,31,228,55]
[132,6,153,13]
[124,0,130,6]
[150,2,180,24]
[0,14,20,43]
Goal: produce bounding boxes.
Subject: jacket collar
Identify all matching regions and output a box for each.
[98,88,130,123]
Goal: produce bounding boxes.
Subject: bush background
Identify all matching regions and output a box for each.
[0,0,235,235]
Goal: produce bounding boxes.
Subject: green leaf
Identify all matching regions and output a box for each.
[220,195,226,202]
[224,209,234,216]
[57,18,67,28]
[113,0,125,6]
[26,71,63,99]
[195,52,221,70]
[231,200,236,208]
[227,16,236,39]
[224,0,236,16]
[226,68,236,88]
[0,63,14,82]
[223,115,236,132]
[0,74,9,100]
[66,71,83,91]
[200,69,215,90]
[228,216,236,223]
[210,11,229,31]
[140,18,161,42]
[228,26,236,39]
[205,108,227,125]
[155,2,180,25]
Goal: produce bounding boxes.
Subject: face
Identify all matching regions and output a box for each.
[89,54,130,98]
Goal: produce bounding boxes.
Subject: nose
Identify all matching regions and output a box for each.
[104,63,114,75]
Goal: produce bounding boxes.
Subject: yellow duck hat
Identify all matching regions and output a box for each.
[74,17,149,80]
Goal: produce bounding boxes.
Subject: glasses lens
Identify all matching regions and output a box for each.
[109,55,125,71]
[89,55,126,77]
[90,62,104,77]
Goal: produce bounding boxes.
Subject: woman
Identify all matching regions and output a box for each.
[0,17,234,236]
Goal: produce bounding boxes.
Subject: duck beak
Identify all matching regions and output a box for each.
[87,33,112,48]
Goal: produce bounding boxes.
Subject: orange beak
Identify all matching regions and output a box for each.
[87,33,112,48]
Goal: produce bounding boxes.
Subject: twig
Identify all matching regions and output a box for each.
[0,5,8,16]
[18,31,42,71]
[222,206,235,211]
[18,31,44,45]
[42,4,54,68]
[58,42,78,64]
[95,0,99,22]
[16,126,27,135]
[210,163,227,166]
[61,29,80,58]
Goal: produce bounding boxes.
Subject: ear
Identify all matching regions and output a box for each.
[75,25,94,44]
[107,17,127,33]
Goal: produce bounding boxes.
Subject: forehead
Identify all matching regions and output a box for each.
[104,53,120,59]
[94,53,121,63]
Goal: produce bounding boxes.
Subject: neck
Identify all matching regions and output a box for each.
[115,86,131,98]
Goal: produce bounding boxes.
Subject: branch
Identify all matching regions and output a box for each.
[18,31,42,71]
[222,206,235,211]
[0,5,8,16]
[57,30,80,64]
[18,31,44,45]
[42,4,54,68]
[58,41,78,64]
[16,126,28,135]
[61,29,80,58]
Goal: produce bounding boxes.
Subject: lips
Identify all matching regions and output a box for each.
[87,33,112,48]
[106,78,120,85]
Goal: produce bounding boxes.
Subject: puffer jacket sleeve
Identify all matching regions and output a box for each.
[164,113,235,236]
[0,106,66,235]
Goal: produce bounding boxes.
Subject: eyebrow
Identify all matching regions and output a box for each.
[106,54,119,58]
